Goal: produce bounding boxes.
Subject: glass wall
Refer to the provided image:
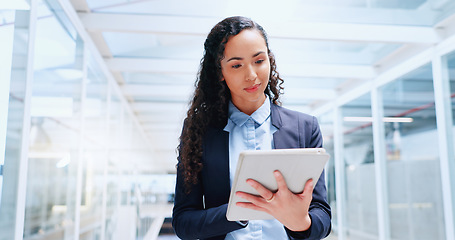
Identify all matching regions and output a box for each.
[0,11,14,176]
[445,50,455,238]
[24,0,82,238]
[78,54,109,240]
[318,57,455,240]
[0,1,154,239]
[341,93,378,239]
[104,92,121,239]
[381,63,445,239]
[446,51,455,152]
[317,111,336,230]
[0,6,33,240]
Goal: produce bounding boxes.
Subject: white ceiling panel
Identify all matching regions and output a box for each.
[79,13,441,44]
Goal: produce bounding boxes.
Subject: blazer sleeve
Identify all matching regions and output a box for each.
[286,116,332,240]
[172,156,246,239]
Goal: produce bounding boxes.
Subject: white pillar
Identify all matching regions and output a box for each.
[74,35,87,240]
[100,81,112,240]
[371,86,391,240]
[432,51,455,240]
[333,106,347,240]
[12,1,38,239]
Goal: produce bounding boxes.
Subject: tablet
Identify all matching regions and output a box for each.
[226,148,329,221]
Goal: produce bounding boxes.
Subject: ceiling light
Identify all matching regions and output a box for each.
[343,117,413,123]
[382,117,413,123]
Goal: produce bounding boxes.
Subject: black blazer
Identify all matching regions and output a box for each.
[172,104,331,240]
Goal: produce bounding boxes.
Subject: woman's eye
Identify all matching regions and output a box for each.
[232,64,242,69]
[255,59,264,64]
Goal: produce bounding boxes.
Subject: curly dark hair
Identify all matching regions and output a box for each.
[178,16,284,193]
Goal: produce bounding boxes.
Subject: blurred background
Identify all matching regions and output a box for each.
[1,0,455,239]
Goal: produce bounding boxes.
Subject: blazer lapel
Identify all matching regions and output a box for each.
[271,104,287,149]
[271,104,299,149]
[202,127,232,207]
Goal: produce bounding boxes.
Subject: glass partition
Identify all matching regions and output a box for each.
[441,50,455,240]
[341,93,378,239]
[104,90,122,239]
[317,111,336,232]
[24,0,82,238]
[0,9,20,240]
[79,54,109,239]
[381,63,445,239]
[1,1,167,239]
[445,51,455,157]
[0,12,15,173]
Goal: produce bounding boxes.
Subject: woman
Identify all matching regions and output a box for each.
[172,16,331,240]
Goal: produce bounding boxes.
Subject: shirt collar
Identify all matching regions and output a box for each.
[251,96,271,125]
[224,95,271,132]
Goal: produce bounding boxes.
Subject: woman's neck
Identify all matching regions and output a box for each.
[232,94,267,116]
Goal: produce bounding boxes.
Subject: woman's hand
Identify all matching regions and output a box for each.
[235,170,313,232]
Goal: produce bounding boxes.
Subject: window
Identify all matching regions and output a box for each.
[381,63,445,239]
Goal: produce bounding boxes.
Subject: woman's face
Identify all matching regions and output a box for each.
[221,29,270,115]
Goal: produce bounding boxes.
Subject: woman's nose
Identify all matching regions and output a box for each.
[246,65,257,81]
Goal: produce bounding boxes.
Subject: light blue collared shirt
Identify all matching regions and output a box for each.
[223,96,287,240]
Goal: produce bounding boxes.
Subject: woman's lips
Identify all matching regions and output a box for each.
[244,83,260,93]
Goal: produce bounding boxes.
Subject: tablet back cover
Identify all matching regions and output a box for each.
[226,148,329,221]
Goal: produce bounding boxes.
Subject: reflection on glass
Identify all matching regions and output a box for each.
[105,91,121,239]
[1,88,24,239]
[342,93,378,238]
[445,51,455,148]
[0,9,15,218]
[381,63,445,239]
[1,8,29,240]
[317,111,336,227]
[79,55,109,239]
[24,0,82,238]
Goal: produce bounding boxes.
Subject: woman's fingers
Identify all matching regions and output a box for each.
[245,178,275,201]
[273,170,289,191]
[236,200,268,212]
[299,179,314,199]
[236,191,271,210]
[235,175,315,231]
[240,171,297,203]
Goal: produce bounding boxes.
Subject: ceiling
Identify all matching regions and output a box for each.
[48,0,455,172]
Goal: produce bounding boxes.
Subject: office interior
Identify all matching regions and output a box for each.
[1,0,455,239]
